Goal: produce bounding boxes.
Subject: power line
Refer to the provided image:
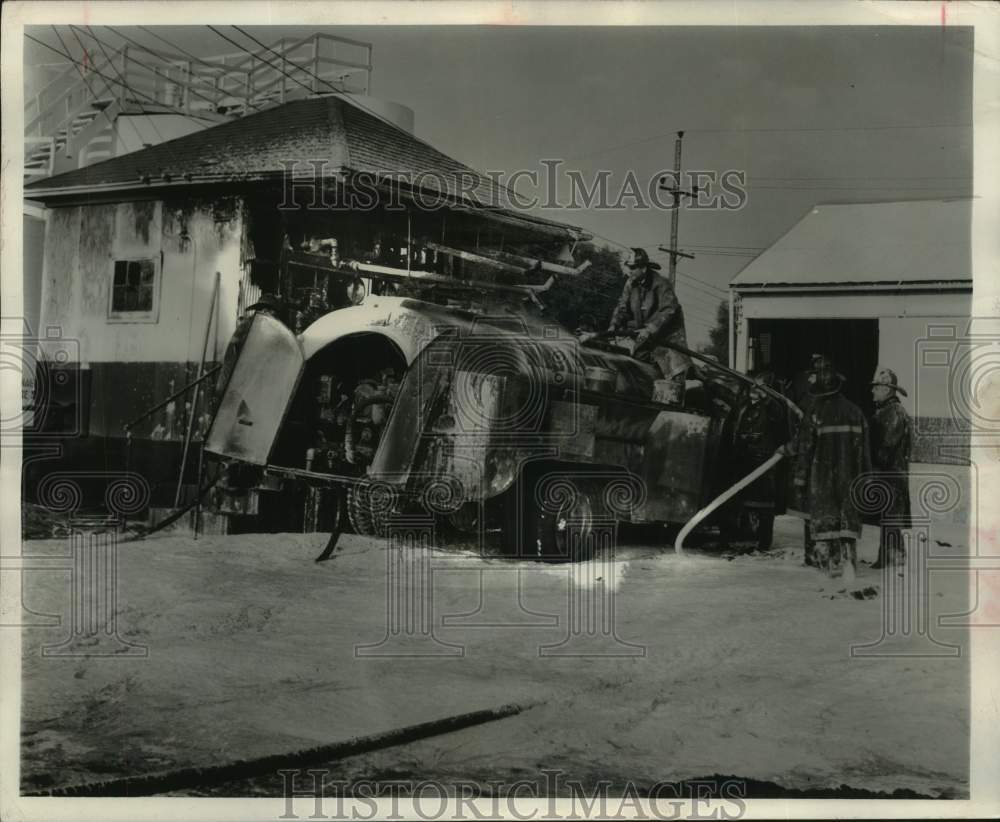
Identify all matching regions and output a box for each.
[678,302,725,322]
[232,24,348,94]
[635,240,764,253]
[42,28,118,135]
[664,267,728,295]
[545,261,721,329]
[680,302,725,320]
[747,184,972,192]
[684,309,718,322]
[127,25,263,111]
[39,27,182,172]
[677,279,729,302]
[679,243,765,251]
[74,25,243,117]
[564,121,972,165]
[751,175,971,182]
[31,30,190,128]
[73,25,169,152]
[677,297,724,316]
[684,315,722,330]
[212,26,438,152]
[213,26,526,210]
[687,250,758,258]
[68,25,193,169]
[550,257,720,334]
[29,28,193,176]
[208,26,322,99]
[673,280,726,303]
[674,284,725,303]
[675,267,727,287]
[664,271,728,300]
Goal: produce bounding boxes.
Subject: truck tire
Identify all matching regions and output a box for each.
[519,470,597,563]
[346,482,391,538]
[532,484,596,562]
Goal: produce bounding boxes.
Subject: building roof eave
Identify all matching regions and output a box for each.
[20,170,316,200]
[732,280,973,293]
[24,167,587,241]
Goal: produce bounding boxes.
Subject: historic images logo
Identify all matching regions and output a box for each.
[277,160,749,213]
[279,769,748,821]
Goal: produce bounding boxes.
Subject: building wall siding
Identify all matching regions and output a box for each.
[23,212,46,337]
[36,198,245,443]
[737,291,971,321]
[39,199,243,364]
[39,206,83,355]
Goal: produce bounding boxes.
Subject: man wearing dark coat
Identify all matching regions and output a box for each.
[726,370,788,551]
[869,367,913,568]
[792,354,872,580]
[785,358,820,565]
[608,248,691,385]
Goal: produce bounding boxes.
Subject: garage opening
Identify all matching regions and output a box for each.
[748,319,879,415]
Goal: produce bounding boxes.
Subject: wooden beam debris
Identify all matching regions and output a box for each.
[422,241,526,275]
[354,261,554,295]
[476,247,592,277]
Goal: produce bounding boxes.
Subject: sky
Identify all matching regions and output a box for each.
[24,24,974,343]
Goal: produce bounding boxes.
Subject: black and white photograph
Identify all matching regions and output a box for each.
[2,1,999,819]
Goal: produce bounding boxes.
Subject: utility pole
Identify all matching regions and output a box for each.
[658,131,698,283]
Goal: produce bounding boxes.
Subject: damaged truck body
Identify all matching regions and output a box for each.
[23,95,772,555]
[204,294,746,561]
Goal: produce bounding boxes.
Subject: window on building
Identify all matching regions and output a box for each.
[109,258,158,320]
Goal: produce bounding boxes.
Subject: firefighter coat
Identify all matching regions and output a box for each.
[869,395,913,529]
[609,270,691,379]
[793,381,872,541]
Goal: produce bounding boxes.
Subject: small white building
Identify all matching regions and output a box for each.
[22,94,585,508]
[730,198,972,462]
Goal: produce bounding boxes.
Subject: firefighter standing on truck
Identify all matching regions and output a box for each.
[607,248,691,398]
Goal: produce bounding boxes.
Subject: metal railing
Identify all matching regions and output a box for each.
[26,32,372,133]
[25,33,373,175]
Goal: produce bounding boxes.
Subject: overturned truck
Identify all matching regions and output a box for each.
[202,293,774,561]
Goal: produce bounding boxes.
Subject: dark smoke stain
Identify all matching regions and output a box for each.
[132,200,157,246]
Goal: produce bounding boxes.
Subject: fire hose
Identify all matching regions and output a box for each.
[583,331,805,555]
[650,340,804,556]
[674,451,785,555]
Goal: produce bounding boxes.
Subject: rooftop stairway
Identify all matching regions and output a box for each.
[25,32,373,180]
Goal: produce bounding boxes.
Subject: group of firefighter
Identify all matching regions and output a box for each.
[608,248,912,581]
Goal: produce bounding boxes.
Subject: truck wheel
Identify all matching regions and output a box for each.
[528,478,596,563]
[447,501,480,534]
[346,482,391,538]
